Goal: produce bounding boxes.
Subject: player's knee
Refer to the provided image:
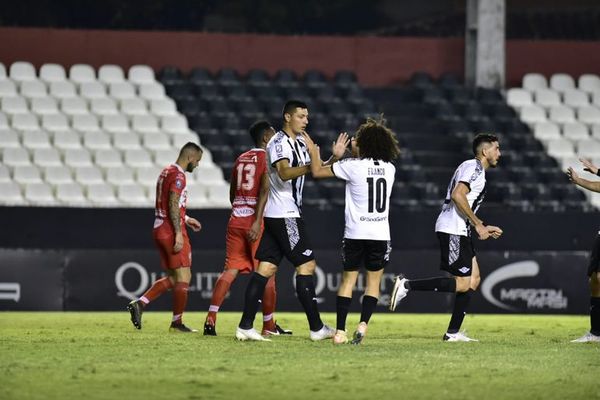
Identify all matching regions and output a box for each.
[455,277,470,292]
[257,262,277,277]
[296,260,316,275]
[470,276,481,291]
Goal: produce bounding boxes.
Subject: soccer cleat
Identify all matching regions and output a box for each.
[235,327,271,341]
[443,331,479,342]
[262,321,293,336]
[309,324,335,341]
[203,320,217,336]
[333,330,349,344]
[389,275,409,311]
[570,332,600,343]
[350,322,368,345]
[126,300,143,330]
[169,323,199,333]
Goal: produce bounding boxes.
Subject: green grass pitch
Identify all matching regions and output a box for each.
[1,312,599,400]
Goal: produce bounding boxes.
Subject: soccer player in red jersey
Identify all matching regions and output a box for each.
[204,121,291,336]
[127,142,203,333]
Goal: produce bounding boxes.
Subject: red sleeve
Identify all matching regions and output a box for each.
[168,172,186,195]
[258,151,267,178]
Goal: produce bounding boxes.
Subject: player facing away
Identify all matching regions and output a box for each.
[235,100,349,341]
[127,142,203,333]
[566,159,600,342]
[203,121,291,337]
[303,117,399,345]
[389,133,503,342]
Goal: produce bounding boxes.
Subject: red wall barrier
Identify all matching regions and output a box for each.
[0,27,599,87]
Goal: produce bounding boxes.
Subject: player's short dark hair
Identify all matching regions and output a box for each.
[355,116,400,162]
[282,100,308,119]
[249,120,272,146]
[178,142,202,157]
[472,133,499,156]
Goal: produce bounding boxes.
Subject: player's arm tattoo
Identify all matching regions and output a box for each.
[169,190,182,234]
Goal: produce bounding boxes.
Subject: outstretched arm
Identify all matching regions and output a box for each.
[568,159,600,193]
[302,132,346,178]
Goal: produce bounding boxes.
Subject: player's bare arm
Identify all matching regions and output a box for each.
[169,190,184,252]
[451,182,501,240]
[248,172,269,242]
[274,158,310,181]
[185,216,201,232]
[302,132,339,178]
[567,161,600,193]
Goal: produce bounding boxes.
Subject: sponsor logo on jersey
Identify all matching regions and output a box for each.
[481,261,568,311]
[232,207,256,218]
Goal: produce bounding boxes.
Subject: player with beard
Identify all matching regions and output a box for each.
[127,142,203,333]
[389,133,503,342]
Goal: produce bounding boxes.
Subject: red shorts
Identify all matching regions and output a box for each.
[153,233,192,270]
[224,226,261,274]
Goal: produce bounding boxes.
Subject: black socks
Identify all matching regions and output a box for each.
[408,277,456,293]
[296,275,324,331]
[447,289,474,333]
[238,272,268,329]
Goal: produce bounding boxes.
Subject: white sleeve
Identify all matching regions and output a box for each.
[268,140,292,166]
[456,162,482,189]
[331,159,352,181]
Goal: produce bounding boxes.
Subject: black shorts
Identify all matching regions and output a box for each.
[587,234,600,276]
[437,232,475,277]
[341,238,391,271]
[255,217,315,267]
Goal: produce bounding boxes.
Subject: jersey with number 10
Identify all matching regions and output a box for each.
[332,158,396,240]
[228,148,267,230]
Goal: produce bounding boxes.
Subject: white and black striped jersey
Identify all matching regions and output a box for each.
[264,130,311,218]
[332,158,395,240]
[435,159,486,236]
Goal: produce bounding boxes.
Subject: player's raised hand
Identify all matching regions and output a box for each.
[173,232,184,253]
[332,132,350,159]
[301,131,318,153]
[580,158,599,175]
[185,217,202,232]
[566,167,580,184]
[487,225,503,239]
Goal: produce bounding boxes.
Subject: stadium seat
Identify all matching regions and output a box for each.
[12,113,40,131]
[577,139,600,158]
[577,106,600,124]
[113,132,142,150]
[86,183,119,206]
[0,165,11,182]
[194,166,224,184]
[153,149,177,167]
[132,115,160,134]
[128,65,155,85]
[161,115,190,135]
[0,129,21,148]
[120,98,148,117]
[591,124,600,140]
[507,89,534,109]
[142,133,171,151]
[95,149,123,168]
[0,62,6,80]
[55,182,87,206]
[105,166,135,185]
[109,82,136,100]
[69,64,96,84]
[64,148,93,167]
[83,131,112,151]
[520,105,547,124]
[546,138,576,158]
[578,74,600,94]
[54,131,81,151]
[13,165,43,184]
[563,89,590,108]
[534,89,561,108]
[185,182,210,208]
[44,166,74,185]
[20,80,48,99]
[39,63,67,83]
[138,83,166,101]
[549,73,576,92]
[98,65,125,84]
[24,182,55,205]
[90,98,119,116]
[33,148,62,167]
[41,114,70,132]
[75,166,104,185]
[80,82,107,100]
[522,73,547,91]
[136,166,162,188]
[0,182,23,204]
[117,183,149,206]
[0,79,18,97]
[31,97,59,115]
[0,112,8,130]
[149,98,177,117]
[548,105,576,124]
[72,114,101,132]
[206,184,230,207]
[124,149,153,168]
[101,115,130,135]
[50,81,78,100]
[9,62,36,82]
[2,96,29,114]
[562,122,589,141]
[22,130,52,149]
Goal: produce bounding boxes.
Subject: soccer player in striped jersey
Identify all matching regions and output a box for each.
[303,117,400,344]
[235,100,349,341]
[389,133,503,342]
[204,121,291,337]
[566,159,600,342]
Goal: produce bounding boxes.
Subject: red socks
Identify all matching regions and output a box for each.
[207,271,237,323]
[139,277,173,305]
[172,282,189,324]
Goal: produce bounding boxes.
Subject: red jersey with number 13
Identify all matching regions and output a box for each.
[229,148,267,230]
[154,164,188,238]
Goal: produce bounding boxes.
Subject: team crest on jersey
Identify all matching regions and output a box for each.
[175,179,183,189]
[275,144,283,156]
